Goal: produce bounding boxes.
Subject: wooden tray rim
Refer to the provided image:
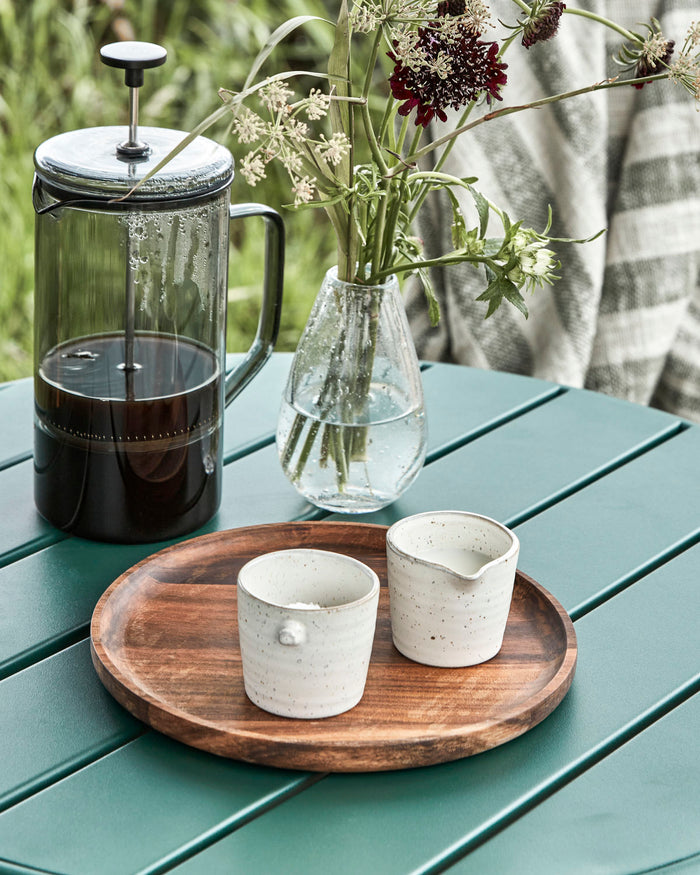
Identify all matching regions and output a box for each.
[90,521,578,771]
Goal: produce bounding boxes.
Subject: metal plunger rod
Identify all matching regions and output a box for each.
[127,85,140,149]
[124,245,136,397]
[124,75,139,390]
[124,81,138,383]
[99,42,167,392]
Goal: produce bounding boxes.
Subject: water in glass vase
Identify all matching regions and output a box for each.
[277,383,427,513]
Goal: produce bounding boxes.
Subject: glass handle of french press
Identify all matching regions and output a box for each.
[224,204,285,405]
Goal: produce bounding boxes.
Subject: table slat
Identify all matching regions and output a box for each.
[0,545,696,875]
[0,733,316,875]
[0,640,142,813]
[0,540,165,679]
[338,387,682,529]
[445,692,700,875]
[0,460,60,562]
[513,425,700,618]
[0,378,33,470]
[419,364,559,455]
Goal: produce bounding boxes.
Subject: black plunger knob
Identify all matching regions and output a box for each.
[100,42,167,157]
[100,41,167,88]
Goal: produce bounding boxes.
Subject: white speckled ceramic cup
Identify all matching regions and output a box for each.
[237,548,380,719]
[386,511,520,667]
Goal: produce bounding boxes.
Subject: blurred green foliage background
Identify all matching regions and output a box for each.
[0,0,337,381]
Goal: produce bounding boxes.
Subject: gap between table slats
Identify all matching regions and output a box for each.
[418,681,700,875]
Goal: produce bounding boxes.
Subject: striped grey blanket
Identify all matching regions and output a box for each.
[405,0,700,422]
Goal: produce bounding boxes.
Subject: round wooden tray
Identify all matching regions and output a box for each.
[90,521,577,772]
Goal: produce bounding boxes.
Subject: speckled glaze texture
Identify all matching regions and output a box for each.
[386,511,520,667]
[237,549,380,719]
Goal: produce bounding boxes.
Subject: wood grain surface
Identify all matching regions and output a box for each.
[90,522,577,772]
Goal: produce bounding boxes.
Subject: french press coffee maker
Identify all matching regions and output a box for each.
[32,42,284,543]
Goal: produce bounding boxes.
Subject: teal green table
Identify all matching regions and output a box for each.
[0,355,698,874]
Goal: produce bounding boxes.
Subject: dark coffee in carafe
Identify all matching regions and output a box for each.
[34,334,222,542]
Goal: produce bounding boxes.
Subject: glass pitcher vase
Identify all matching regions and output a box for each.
[277,267,427,513]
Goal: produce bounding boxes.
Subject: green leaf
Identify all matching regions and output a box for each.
[419,268,441,326]
[327,0,354,272]
[282,194,347,211]
[475,275,528,319]
[445,190,467,249]
[451,220,467,251]
[548,227,606,244]
[328,0,351,143]
[244,16,327,90]
[468,185,490,238]
[482,237,504,257]
[543,204,553,235]
[503,283,529,318]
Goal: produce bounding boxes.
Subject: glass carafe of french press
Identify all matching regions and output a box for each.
[32,42,284,543]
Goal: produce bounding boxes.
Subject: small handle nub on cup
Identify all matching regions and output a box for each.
[277,620,306,646]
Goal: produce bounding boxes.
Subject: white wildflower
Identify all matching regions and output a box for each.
[280,147,303,176]
[391,24,423,70]
[688,21,700,48]
[263,125,285,158]
[285,117,310,144]
[260,81,294,112]
[394,0,434,17]
[465,0,492,32]
[291,175,316,206]
[430,50,453,80]
[669,54,695,82]
[271,123,287,145]
[641,31,671,67]
[521,247,557,279]
[305,88,330,121]
[507,230,558,289]
[240,153,267,186]
[668,51,700,101]
[234,107,267,145]
[315,132,351,167]
[509,246,558,288]
[350,0,381,33]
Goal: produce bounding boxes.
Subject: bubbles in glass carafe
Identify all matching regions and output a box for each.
[116,202,218,333]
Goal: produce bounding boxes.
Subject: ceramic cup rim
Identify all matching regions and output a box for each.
[237,547,380,612]
[386,510,520,580]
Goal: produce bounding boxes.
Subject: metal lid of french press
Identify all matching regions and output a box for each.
[33,41,233,202]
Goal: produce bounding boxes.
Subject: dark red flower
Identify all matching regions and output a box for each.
[521,1,566,49]
[632,39,675,88]
[436,0,465,16]
[388,16,508,128]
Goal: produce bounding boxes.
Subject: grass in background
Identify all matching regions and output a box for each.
[0,0,336,381]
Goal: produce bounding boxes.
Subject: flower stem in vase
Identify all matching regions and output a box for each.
[283,309,350,485]
[347,287,381,462]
